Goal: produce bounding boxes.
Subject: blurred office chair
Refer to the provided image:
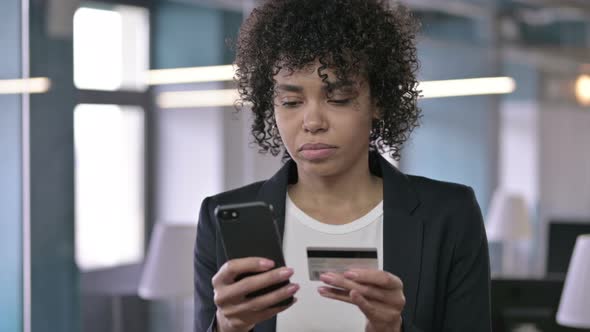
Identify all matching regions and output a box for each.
[139,222,197,332]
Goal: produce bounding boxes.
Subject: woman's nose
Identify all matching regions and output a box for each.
[302,102,327,133]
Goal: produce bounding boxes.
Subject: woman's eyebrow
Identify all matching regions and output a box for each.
[325,80,356,92]
[275,81,357,93]
[275,84,304,93]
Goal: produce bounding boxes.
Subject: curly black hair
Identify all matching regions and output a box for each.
[234,0,422,161]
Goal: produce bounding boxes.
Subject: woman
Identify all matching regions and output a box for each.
[194,0,491,331]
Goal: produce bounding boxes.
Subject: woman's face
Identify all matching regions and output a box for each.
[273,62,377,178]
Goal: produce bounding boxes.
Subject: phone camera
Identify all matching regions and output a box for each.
[220,210,239,220]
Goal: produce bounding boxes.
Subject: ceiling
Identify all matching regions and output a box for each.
[168,0,590,54]
[170,0,590,17]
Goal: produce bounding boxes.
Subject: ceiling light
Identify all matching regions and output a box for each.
[419,77,516,99]
[0,77,51,94]
[156,89,240,109]
[147,65,235,85]
[155,76,517,109]
[575,75,590,106]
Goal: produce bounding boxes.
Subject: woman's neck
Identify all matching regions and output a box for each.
[288,158,383,224]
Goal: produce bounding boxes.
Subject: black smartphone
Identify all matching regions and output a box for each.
[215,201,293,307]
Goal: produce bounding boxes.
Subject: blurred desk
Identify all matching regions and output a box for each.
[491,277,588,332]
[81,263,148,332]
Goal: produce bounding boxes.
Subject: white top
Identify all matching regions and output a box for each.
[276,194,384,332]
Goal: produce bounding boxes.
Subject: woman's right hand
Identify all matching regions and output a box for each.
[213,257,299,332]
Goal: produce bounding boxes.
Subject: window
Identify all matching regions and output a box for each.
[73,3,150,271]
[73,4,149,91]
[74,105,145,270]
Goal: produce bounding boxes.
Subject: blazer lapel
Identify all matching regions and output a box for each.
[378,155,423,326]
[254,160,294,332]
[255,159,295,241]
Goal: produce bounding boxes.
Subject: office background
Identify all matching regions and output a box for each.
[1,0,589,331]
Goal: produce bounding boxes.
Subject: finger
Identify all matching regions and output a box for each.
[212,257,275,287]
[350,290,399,323]
[317,285,394,315]
[319,286,398,323]
[317,286,354,304]
[351,283,389,303]
[321,272,403,305]
[230,267,294,299]
[224,298,298,330]
[225,283,298,319]
[214,267,293,307]
[343,269,403,290]
[319,272,359,291]
[319,272,384,300]
[318,285,387,303]
[320,285,404,313]
[240,283,299,312]
[252,297,298,322]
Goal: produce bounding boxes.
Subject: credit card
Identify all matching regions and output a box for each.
[307,247,378,281]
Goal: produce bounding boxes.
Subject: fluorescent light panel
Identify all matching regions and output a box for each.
[0,77,51,94]
[148,65,235,85]
[146,64,516,98]
[156,76,516,109]
[157,89,240,108]
[419,77,516,99]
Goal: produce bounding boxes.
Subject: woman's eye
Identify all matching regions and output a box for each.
[329,99,352,105]
[282,101,300,107]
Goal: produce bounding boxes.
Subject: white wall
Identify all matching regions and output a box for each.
[499,101,590,275]
[222,107,283,191]
[499,100,540,208]
[536,106,590,274]
[155,101,284,224]
[155,106,224,223]
[539,107,590,219]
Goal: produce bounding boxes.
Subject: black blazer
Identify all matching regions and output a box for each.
[194,153,491,332]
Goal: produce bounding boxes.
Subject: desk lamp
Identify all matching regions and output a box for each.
[556,234,590,329]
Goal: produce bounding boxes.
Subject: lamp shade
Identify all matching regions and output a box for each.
[485,190,531,241]
[556,234,590,328]
[138,223,197,299]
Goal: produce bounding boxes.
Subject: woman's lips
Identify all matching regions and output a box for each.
[298,143,337,161]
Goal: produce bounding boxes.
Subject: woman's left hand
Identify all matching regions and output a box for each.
[318,269,405,332]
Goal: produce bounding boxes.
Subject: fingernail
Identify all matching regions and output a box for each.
[320,273,334,283]
[259,259,274,268]
[287,284,299,293]
[317,286,327,294]
[344,271,359,279]
[279,268,293,277]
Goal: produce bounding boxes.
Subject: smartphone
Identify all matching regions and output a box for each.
[215,201,293,307]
